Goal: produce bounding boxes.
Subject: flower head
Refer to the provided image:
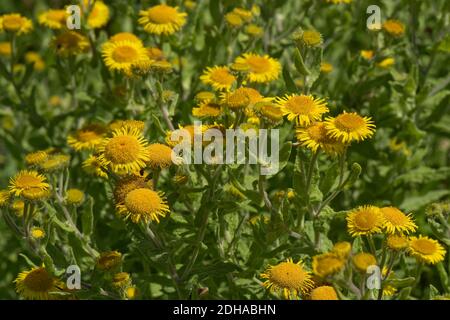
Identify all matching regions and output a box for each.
[116,188,170,223]
[67,124,106,151]
[260,258,314,300]
[0,14,33,35]
[387,234,409,251]
[15,266,63,300]
[52,31,90,57]
[233,53,281,83]
[97,251,122,271]
[380,206,417,234]
[138,4,187,35]
[65,189,85,206]
[83,155,108,179]
[408,236,446,265]
[352,252,377,272]
[296,122,345,156]
[9,170,50,198]
[146,143,179,169]
[332,241,352,259]
[31,227,46,240]
[200,66,236,91]
[310,286,338,300]
[346,205,384,237]
[382,20,405,37]
[277,94,329,126]
[312,253,345,278]
[325,112,375,143]
[85,0,110,29]
[25,151,48,166]
[38,9,67,29]
[102,40,149,76]
[192,101,222,118]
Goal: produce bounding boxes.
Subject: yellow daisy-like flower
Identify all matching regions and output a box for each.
[380,206,417,234]
[25,150,48,166]
[109,119,146,134]
[25,52,45,71]
[408,236,446,265]
[113,175,151,205]
[195,91,216,102]
[320,62,333,73]
[245,24,263,37]
[83,155,108,178]
[387,234,409,251]
[9,170,50,197]
[84,0,110,29]
[221,87,269,110]
[0,41,11,56]
[232,8,253,22]
[102,40,149,75]
[117,188,170,223]
[377,57,395,69]
[0,13,33,35]
[260,258,314,300]
[38,9,67,29]
[98,127,150,175]
[67,124,106,151]
[234,53,281,83]
[22,187,51,201]
[65,189,85,206]
[312,253,345,278]
[125,286,139,299]
[332,241,352,259]
[300,30,323,47]
[192,101,222,118]
[30,227,46,240]
[39,154,70,173]
[310,286,338,300]
[382,19,405,37]
[96,251,122,271]
[352,252,377,272]
[200,66,236,91]
[138,4,187,35]
[146,143,179,169]
[324,112,375,143]
[15,266,63,300]
[360,50,374,60]
[225,12,243,28]
[0,190,10,207]
[346,205,384,237]
[52,31,90,57]
[277,94,329,126]
[253,102,284,125]
[112,272,131,288]
[326,0,352,3]
[146,47,164,61]
[296,122,345,156]
[109,32,142,45]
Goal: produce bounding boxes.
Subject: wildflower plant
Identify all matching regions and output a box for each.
[0,0,449,301]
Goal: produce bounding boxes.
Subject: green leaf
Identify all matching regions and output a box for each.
[209,0,221,27]
[19,253,37,268]
[438,34,450,52]
[282,66,297,93]
[82,196,95,236]
[305,47,323,88]
[293,48,310,76]
[401,190,450,212]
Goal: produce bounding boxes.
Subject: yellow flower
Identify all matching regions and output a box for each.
[382,19,405,37]
[360,50,374,60]
[65,189,85,206]
[200,66,236,91]
[109,119,146,133]
[377,57,395,69]
[52,31,90,57]
[24,52,45,71]
[225,12,243,28]
[102,40,150,76]
[300,30,323,47]
[39,154,70,173]
[30,227,46,240]
[408,236,446,265]
[234,53,281,83]
[310,286,338,300]
[0,13,33,35]
[83,154,108,178]
[84,0,110,29]
[146,47,164,61]
[346,205,384,237]
[11,200,25,217]
[15,266,63,300]
[113,175,152,205]
[126,286,139,299]
[296,122,345,156]
[98,127,150,175]
[0,41,11,57]
[277,94,329,126]
[325,111,375,143]
[38,9,67,29]
[49,95,62,107]
[195,91,216,102]
[245,24,263,37]
[332,241,352,259]
[67,124,106,151]
[138,4,187,35]
[253,102,284,125]
[326,0,352,3]
[387,234,409,251]
[232,8,253,22]
[221,87,269,110]
[25,150,48,166]
[146,143,179,169]
[117,188,170,223]
[96,251,122,271]
[260,258,314,300]
[192,101,222,118]
[9,170,50,198]
[0,190,10,207]
[312,253,345,278]
[109,32,142,45]
[352,252,377,272]
[320,62,333,73]
[112,272,131,288]
[380,206,417,234]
